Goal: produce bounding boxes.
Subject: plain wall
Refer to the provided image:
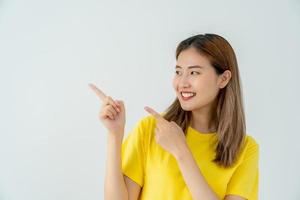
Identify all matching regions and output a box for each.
[1,0,300,199]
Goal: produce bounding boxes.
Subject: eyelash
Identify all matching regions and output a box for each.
[175,71,200,75]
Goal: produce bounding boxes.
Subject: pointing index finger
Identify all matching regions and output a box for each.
[88,83,107,101]
[144,106,166,122]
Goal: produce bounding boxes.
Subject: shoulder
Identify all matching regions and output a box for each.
[129,114,158,138]
[242,134,260,160]
[137,112,165,127]
[139,114,156,123]
[244,135,259,150]
[245,134,259,146]
[136,114,156,128]
[132,113,165,139]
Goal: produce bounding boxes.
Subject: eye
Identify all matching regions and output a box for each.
[175,71,181,75]
[191,71,200,75]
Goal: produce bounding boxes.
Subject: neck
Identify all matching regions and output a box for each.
[190,102,217,134]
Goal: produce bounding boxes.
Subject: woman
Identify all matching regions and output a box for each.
[89,33,259,200]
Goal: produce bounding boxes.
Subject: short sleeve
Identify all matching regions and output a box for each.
[121,117,149,187]
[226,136,260,200]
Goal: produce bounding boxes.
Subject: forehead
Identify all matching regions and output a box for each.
[176,48,211,69]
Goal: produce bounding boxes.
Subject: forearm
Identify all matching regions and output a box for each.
[104,133,128,200]
[175,146,220,200]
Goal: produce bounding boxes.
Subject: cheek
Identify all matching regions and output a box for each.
[194,79,219,100]
[172,78,178,91]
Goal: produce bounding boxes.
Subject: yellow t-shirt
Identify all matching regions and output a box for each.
[121,115,259,200]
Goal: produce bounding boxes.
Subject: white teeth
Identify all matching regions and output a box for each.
[181,92,195,97]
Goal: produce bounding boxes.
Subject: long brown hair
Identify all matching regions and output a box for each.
[162,33,246,168]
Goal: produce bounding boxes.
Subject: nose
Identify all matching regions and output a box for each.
[178,73,191,88]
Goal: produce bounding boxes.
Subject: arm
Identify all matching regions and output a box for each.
[104,133,128,200]
[104,133,142,200]
[175,146,220,200]
[224,195,246,200]
[124,175,142,200]
[89,84,141,199]
[175,146,246,200]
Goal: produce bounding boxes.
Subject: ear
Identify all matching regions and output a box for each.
[218,70,232,89]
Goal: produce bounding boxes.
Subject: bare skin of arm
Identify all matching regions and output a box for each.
[104,133,142,200]
[145,106,246,200]
[104,134,128,200]
[90,83,244,200]
[124,175,142,200]
[89,83,141,200]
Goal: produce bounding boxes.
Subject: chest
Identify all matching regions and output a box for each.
[143,139,236,198]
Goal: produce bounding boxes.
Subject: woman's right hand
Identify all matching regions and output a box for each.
[89,83,126,137]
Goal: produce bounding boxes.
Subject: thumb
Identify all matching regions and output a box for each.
[115,100,124,108]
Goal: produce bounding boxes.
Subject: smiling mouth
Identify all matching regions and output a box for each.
[180,92,196,100]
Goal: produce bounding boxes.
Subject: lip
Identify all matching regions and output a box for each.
[180,92,196,101]
[180,91,195,93]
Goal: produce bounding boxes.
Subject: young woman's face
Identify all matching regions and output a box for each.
[172,47,223,111]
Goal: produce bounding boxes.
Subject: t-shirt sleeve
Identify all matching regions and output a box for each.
[121,117,148,187]
[225,136,259,200]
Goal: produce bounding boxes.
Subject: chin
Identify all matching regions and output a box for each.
[181,107,193,111]
[179,99,203,112]
[179,102,197,111]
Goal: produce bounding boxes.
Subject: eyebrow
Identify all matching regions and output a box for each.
[175,65,204,69]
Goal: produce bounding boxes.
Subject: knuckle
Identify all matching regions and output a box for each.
[102,100,109,107]
[108,96,113,101]
[110,108,117,115]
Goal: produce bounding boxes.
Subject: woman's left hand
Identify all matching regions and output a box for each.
[144,106,188,158]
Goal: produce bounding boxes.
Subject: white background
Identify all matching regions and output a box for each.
[1,0,299,199]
